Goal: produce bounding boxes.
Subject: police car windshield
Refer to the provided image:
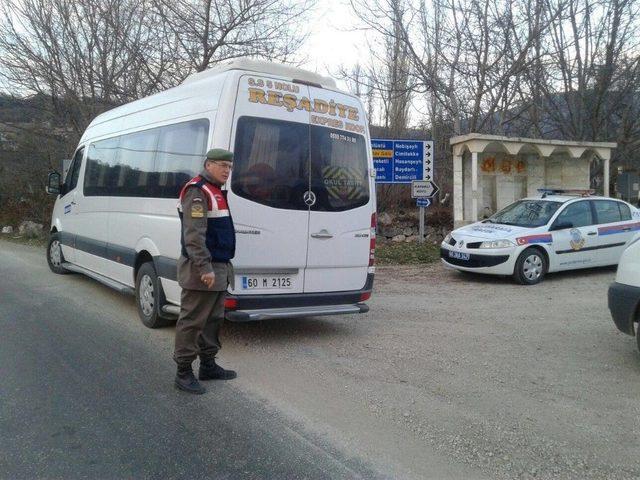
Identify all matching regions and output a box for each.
[488,200,563,228]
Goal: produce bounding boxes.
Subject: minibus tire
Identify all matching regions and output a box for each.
[135,262,172,328]
[47,232,69,274]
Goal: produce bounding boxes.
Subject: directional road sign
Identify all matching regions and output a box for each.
[416,198,431,208]
[411,180,440,198]
[372,139,434,183]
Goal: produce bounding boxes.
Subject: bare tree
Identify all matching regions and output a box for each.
[338,63,376,122]
[337,1,415,211]
[513,0,640,176]
[349,0,563,136]
[342,0,413,135]
[0,0,170,135]
[525,0,640,139]
[152,0,314,80]
[0,0,316,134]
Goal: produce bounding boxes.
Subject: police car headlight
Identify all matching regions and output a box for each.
[479,239,515,249]
[443,233,453,244]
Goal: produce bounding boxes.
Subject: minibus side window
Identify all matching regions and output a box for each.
[83,119,208,198]
[84,137,120,196]
[115,128,160,197]
[155,119,209,198]
[232,116,309,211]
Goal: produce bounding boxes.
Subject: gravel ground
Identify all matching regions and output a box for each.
[221,263,640,479]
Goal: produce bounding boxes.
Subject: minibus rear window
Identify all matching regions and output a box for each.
[232,116,310,211]
[309,126,369,212]
[232,116,369,211]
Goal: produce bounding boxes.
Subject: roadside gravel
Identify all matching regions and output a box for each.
[223,263,640,479]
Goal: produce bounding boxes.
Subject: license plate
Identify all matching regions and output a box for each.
[448,250,470,261]
[241,275,293,290]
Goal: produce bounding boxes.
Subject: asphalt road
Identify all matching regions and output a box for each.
[0,241,381,480]
[5,237,640,480]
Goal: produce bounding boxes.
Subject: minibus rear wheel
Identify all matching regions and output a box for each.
[135,262,172,328]
[47,232,69,274]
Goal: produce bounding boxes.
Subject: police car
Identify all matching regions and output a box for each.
[441,189,640,284]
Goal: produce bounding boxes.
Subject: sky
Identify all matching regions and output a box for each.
[299,0,369,90]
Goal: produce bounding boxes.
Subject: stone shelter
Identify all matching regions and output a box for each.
[450,133,617,227]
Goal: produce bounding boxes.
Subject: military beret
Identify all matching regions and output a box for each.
[205,148,233,162]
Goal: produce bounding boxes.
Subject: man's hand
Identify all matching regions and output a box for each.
[201,272,215,288]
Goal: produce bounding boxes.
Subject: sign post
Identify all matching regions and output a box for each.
[372,139,437,243]
[412,183,438,243]
[415,198,431,243]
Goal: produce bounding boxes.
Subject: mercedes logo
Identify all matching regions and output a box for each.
[303,190,316,206]
[458,240,465,248]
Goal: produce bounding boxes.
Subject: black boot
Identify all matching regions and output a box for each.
[175,364,206,394]
[199,357,237,381]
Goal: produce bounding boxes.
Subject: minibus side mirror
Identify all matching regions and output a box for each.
[46,171,62,195]
[550,221,573,231]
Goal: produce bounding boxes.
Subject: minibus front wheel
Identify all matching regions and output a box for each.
[135,261,173,328]
[46,232,70,275]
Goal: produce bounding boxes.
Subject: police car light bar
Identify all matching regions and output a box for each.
[537,188,595,198]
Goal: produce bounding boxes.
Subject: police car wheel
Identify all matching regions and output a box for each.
[46,233,69,274]
[135,262,172,329]
[513,247,547,285]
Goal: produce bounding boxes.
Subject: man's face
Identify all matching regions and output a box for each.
[205,160,233,184]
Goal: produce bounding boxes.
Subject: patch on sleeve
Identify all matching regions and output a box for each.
[191,203,204,218]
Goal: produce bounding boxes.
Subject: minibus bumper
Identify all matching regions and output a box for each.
[226,303,369,322]
[608,281,640,336]
[225,274,373,322]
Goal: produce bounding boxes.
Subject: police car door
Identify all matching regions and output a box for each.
[591,199,639,265]
[304,86,372,293]
[549,200,598,271]
[229,75,311,295]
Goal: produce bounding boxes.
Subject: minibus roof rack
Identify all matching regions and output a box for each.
[182,59,337,89]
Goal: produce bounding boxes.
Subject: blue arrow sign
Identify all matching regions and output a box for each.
[372,139,435,183]
[416,198,431,208]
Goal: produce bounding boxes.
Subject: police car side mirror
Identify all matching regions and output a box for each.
[46,171,62,195]
[550,221,573,231]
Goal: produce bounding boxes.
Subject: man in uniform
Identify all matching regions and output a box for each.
[174,148,237,394]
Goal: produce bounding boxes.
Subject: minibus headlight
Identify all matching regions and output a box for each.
[479,239,515,249]
[443,233,453,244]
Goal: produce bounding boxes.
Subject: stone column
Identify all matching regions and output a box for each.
[453,153,463,225]
[471,151,478,222]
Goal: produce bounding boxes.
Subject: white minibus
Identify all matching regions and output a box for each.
[46,59,376,327]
